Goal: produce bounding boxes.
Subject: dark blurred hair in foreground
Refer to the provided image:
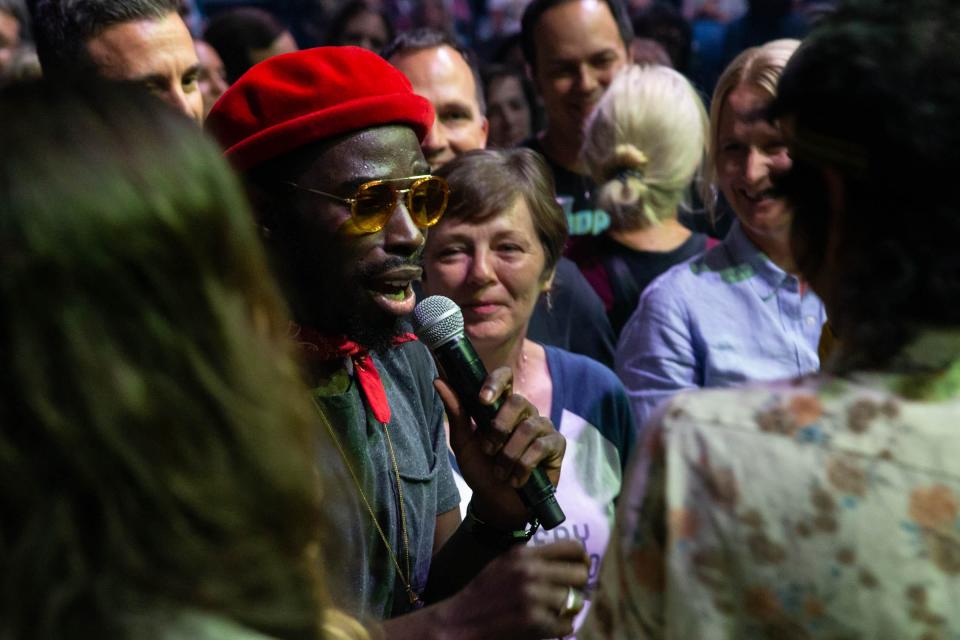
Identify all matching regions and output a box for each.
[0,80,333,639]
[772,0,960,370]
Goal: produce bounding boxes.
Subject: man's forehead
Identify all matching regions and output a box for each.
[294,124,430,185]
[534,0,622,50]
[402,44,466,69]
[395,46,474,87]
[86,12,197,78]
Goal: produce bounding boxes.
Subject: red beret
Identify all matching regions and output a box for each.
[205,46,434,172]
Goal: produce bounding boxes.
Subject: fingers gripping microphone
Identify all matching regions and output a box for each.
[413,295,565,530]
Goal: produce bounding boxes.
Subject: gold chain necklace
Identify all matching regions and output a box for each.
[313,397,423,608]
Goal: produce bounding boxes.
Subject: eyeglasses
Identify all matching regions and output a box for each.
[285,175,449,233]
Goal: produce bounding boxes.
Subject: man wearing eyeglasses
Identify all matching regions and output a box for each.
[206,47,589,639]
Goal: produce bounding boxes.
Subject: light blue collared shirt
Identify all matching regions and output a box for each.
[615,220,826,432]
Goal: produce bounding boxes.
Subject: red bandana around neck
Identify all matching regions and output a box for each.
[293,324,417,424]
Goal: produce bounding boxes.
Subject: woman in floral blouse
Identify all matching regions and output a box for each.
[580,1,960,638]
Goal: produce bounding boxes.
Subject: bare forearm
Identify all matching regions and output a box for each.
[423,516,507,603]
[378,598,479,640]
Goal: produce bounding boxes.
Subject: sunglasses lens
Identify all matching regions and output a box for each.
[409,177,449,228]
[353,182,397,232]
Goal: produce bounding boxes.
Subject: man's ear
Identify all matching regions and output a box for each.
[480,115,489,147]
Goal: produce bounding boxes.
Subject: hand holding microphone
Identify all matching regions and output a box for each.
[413,295,566,530]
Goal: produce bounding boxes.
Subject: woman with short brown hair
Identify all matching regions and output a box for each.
[422,148,636,637]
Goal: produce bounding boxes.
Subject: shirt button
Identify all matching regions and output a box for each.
[806,316,818,326]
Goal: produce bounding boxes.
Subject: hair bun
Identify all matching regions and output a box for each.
[602,144,649,183]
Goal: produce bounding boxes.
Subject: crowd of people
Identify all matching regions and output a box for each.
[2,0,960,638]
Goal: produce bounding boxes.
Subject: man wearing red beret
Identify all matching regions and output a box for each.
[206,46,589,639]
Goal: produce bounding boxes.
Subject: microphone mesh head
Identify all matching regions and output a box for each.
[413,295,464,348]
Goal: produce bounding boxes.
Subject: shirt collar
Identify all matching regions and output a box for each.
[723,219,796,301]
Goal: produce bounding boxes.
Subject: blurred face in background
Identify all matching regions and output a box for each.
[0,9,19,73]
[86,11,203,124]
[195,41,229,118]
[486,74,531,148]
[531,0,629,140]
[630,37,671,67]
[715,82,793,249]
[249,30,298,66]
[341,10,390,51]
[391,45,488,169]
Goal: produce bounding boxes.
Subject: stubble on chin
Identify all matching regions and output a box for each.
[313,259,419,350]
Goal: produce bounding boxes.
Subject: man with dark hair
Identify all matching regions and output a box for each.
[28,0,203,123]
[206,47,589,639]
[520,0,633,225]
[384,28,488,171]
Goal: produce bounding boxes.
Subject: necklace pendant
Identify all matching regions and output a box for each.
[407,587,424,609]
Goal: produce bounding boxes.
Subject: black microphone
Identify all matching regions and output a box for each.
[413,295,565,530]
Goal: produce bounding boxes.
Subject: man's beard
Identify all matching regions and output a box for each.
[312,254,419,352]
[341,298,408,353]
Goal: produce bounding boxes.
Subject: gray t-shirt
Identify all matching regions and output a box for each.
[314,339,460,620]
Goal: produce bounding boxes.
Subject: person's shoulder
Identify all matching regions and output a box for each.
[395,334,433,359]
[546,345,633,451]
[636,253,702,303]
[553,256,604,306]
[545,345,623,393]
[656,373,896,441]
[643,235,735,296]
[546,344,615,375]
[379,336,438,395]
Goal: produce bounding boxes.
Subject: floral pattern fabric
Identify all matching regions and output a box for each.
[580,336,960,640]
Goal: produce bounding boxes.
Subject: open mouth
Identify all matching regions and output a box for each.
[366,267,421,315]
[741,188,777,204]
[370,280,413,300]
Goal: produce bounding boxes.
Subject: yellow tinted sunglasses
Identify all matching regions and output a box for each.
[285,175,449,233]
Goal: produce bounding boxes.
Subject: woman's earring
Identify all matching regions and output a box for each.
[545,289,554,312]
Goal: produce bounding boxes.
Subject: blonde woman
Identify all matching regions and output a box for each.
[614,39,826,431]
[422,149,636,638]
[574,63,710,334]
